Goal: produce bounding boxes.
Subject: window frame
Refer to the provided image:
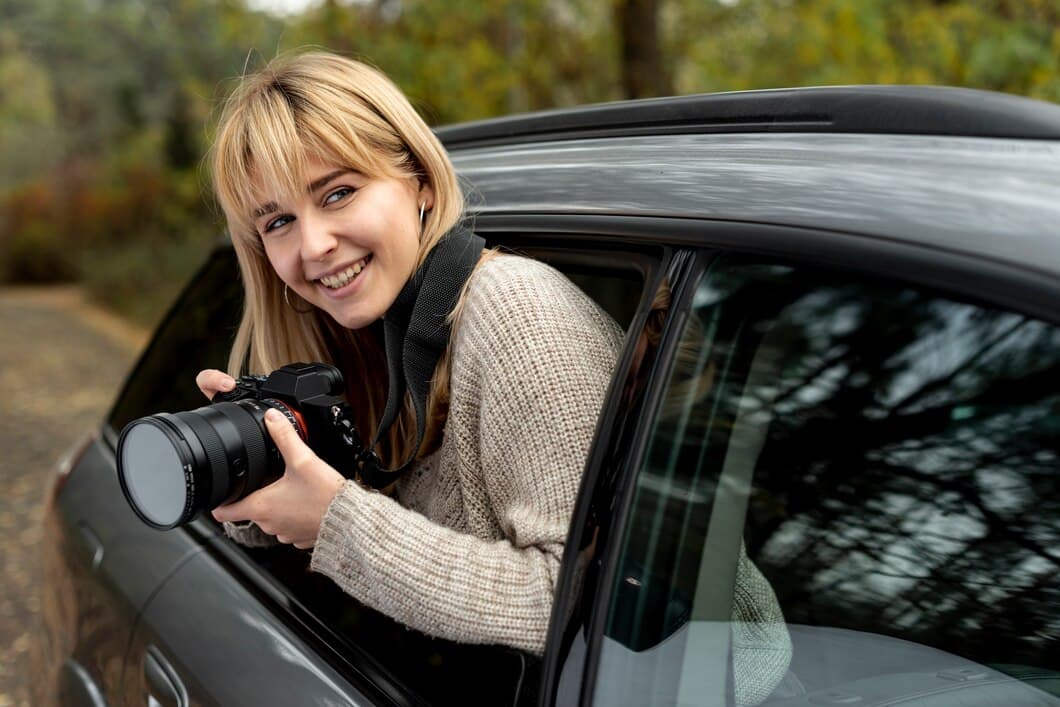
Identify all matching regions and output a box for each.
[109,230,671,706]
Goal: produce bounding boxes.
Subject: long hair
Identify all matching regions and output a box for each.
[210,50,470,467]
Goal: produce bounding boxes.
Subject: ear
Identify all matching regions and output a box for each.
[418,181,435,212]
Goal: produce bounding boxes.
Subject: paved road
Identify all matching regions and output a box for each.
[0,287,144,707]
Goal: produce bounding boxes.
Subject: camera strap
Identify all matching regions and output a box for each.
[356,225,485,489]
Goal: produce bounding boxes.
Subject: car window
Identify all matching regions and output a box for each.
[523,246,645,331]
[594,255,1060,706]
[108,246,641,437]
[214,245,645,706]
[108,240,647,706]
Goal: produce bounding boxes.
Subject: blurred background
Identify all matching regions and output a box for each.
[0,1,1058,704]
[2,0,1059,327]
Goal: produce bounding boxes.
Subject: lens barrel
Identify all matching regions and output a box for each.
[117,399,289,530]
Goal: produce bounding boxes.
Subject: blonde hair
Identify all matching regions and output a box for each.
[210,50,471,466]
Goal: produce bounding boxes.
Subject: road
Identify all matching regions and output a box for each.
[0,287,145,707]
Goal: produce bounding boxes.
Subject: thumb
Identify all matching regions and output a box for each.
[264,407,316,470]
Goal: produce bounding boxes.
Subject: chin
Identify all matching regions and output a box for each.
[327,308,379,331]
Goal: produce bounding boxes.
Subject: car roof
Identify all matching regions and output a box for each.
[436,85,1060,148]
[438,87,1060,282]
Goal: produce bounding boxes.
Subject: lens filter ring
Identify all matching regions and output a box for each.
[156,413,213,526]
[117,415,199,530]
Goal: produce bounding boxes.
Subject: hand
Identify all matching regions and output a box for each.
[196,369,236,400]
[211,408,346,548]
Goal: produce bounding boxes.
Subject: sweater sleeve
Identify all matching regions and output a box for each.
[222,520,279,547]
[310,258,623,654]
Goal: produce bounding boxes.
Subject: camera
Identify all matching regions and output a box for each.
[117,362,362,530]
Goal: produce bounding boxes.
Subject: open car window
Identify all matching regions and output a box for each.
[216,243,648,706]
[596,254,1060,706]
[107,240,651,705]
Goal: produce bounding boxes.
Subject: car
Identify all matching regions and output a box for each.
[34,85,1060,706]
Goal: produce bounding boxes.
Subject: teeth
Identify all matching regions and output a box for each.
[319,257,369,289]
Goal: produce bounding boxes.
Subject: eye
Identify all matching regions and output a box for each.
[323,186,355,206]
[262,214,294,233]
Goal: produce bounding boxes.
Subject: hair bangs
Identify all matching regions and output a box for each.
[296,94,407,181]
[215,83,310,247]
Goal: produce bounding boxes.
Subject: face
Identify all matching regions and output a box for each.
[252,159,433,329]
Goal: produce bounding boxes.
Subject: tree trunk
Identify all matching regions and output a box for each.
[615,0,673,99]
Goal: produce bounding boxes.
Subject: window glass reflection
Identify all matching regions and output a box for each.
[746,269,1060,674]
[598,256,1060,706]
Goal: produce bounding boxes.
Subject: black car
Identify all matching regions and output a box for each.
[35,86,1060,706]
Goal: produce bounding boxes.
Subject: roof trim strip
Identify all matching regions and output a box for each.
[435,85,1060,148]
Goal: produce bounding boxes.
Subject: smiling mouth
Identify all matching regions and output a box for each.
[317,255,372,289]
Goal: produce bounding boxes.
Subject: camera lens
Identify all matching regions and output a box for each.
[118,420,190,528]
[117,399,294,530]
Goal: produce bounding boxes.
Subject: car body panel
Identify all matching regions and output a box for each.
[453,133,1060,279]
[37,437,204,705]
[120,546,375,707]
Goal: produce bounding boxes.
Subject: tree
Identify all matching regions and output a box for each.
[0,29,60,188]
[615,0,673,98]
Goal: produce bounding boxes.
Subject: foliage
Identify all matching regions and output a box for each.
[671,0,1060,100]
[0,0,1057,325]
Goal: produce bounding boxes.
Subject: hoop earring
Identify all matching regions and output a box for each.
[283,284,314,314]
[419,202,426,233]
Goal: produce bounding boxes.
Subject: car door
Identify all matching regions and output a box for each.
[576,240,1060,706]
[121,539,384,707]
[45,247,244,706]
[44,434,206,707]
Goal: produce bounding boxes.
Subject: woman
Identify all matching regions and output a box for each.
[195,51,623,655]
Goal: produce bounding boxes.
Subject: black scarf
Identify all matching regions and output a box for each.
[356,225,485,488]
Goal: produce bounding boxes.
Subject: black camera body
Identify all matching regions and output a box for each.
[213,361,363,474]
[117,362,363,530]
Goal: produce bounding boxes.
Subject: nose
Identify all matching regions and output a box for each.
[298,212,338,262]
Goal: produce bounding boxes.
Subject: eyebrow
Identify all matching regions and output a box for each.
[309,169,349,193]
[252,202,279,219]
[252,169,352,219]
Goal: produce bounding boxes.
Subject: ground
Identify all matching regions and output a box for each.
[0,287,144,707]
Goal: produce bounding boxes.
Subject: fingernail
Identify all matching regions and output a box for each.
[265,408,281,422]
[222,377,236,390]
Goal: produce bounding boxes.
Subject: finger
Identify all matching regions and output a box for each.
[211,502,246,524]
[264,408,316,468]
[196,369,236,400]
[210,484,275,523]
[211,499,250,523]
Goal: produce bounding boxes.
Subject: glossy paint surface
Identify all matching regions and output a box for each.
[122,545,374,706]
[37,438,204,705]
[453,133,1060,278]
